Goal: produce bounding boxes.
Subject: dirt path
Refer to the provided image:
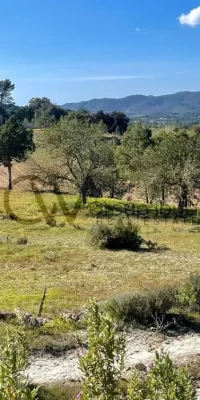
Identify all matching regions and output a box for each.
[26,330,200,393]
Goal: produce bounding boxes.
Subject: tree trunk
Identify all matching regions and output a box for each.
[81,187,87,205]
[110,184,115,199]
[161,185,165,204]
[145,187,149,204]
[178,184,188,214]
[7,162,12,190]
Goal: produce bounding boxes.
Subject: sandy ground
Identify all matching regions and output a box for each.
[26,329,200,397]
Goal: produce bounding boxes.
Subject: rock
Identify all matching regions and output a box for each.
[0,311,16,320]
[135,363,147,372]
[61,310,87,323]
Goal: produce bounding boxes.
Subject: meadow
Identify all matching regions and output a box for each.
[0,190,200,398]
[0,190,200,317]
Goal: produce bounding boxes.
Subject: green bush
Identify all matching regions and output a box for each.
[80,298,195,400]
[189,273,200,306]
[0,330,38,400]
[37,384,81,400]
[87,198,198,223]
[90,219,143,250]
[106,287,177,325]
[176,274,200,310]
[17,237,28,245]
[176,282,197,309]
[128,351,196,400]
[79,298,125,400]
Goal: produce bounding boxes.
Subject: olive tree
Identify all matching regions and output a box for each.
[117,123,154,203]
[43,118,115,204]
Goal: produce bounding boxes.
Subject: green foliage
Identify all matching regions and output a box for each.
[0,330,38,399]
[43,118,115,204]
[37,384,81,400]
[79,298,125,400]
[188,273,200,306]
[87,198,197,222]
[176,274,200,310]
[0,116,35,165]
[79,299,195,400]
[176,283,197,309]
[106,287,176,325]
[128,369,147,400]
[90,219,143,250]
[66,109,129,134]
[128,351,196,400]
[28,97,67,128]
[0,116,35,189]
[0,79,15,118]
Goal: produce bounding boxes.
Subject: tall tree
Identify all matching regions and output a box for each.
[117,123,154,203]
[0,79,15,123]
[110,111,130,134]
[150,129,199,211]
[28,97,67,128]
[0,117,35,189]
[42,118,115,203]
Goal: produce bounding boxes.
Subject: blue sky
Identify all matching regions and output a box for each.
[1,0,200,104]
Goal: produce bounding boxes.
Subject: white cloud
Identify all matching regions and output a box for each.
[178,6,200,27]
[23,75,153,83]
[70,75,148,82]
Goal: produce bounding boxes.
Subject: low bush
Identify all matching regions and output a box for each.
[176,273,200,310]
[189,273,200,306]
[128,351,196,400]
[80,298,195,400]
[90,218,143,251]
[106,287,177,325]
[37,384,81,400]
[9,212,18,221]
[79,298,125,400]
[0,330,38,400]
[176,282,197,310]
[17,236,28,245]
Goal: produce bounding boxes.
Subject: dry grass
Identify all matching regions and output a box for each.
[0,190,200,319]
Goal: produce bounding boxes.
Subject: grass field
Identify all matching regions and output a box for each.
[0,190,200,318]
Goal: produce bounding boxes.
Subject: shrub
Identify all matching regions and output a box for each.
[9,212,18,221]
[0,330,38,400]
[177,274,200,310]
[189,273,200,307]
[46,251,57,262]
[79,298,125,400]
[46,218,57,227]
[176,282,197,309]
[79,298,195,400]
[37,384,81,400]
[128,351,196,400]
[17,237,28,245]
[90,218,143,250]
[106,287,177,325]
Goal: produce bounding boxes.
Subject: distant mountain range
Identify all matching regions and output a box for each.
[62,91,200,117]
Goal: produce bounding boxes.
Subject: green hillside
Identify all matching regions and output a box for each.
[62,91,200,117]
